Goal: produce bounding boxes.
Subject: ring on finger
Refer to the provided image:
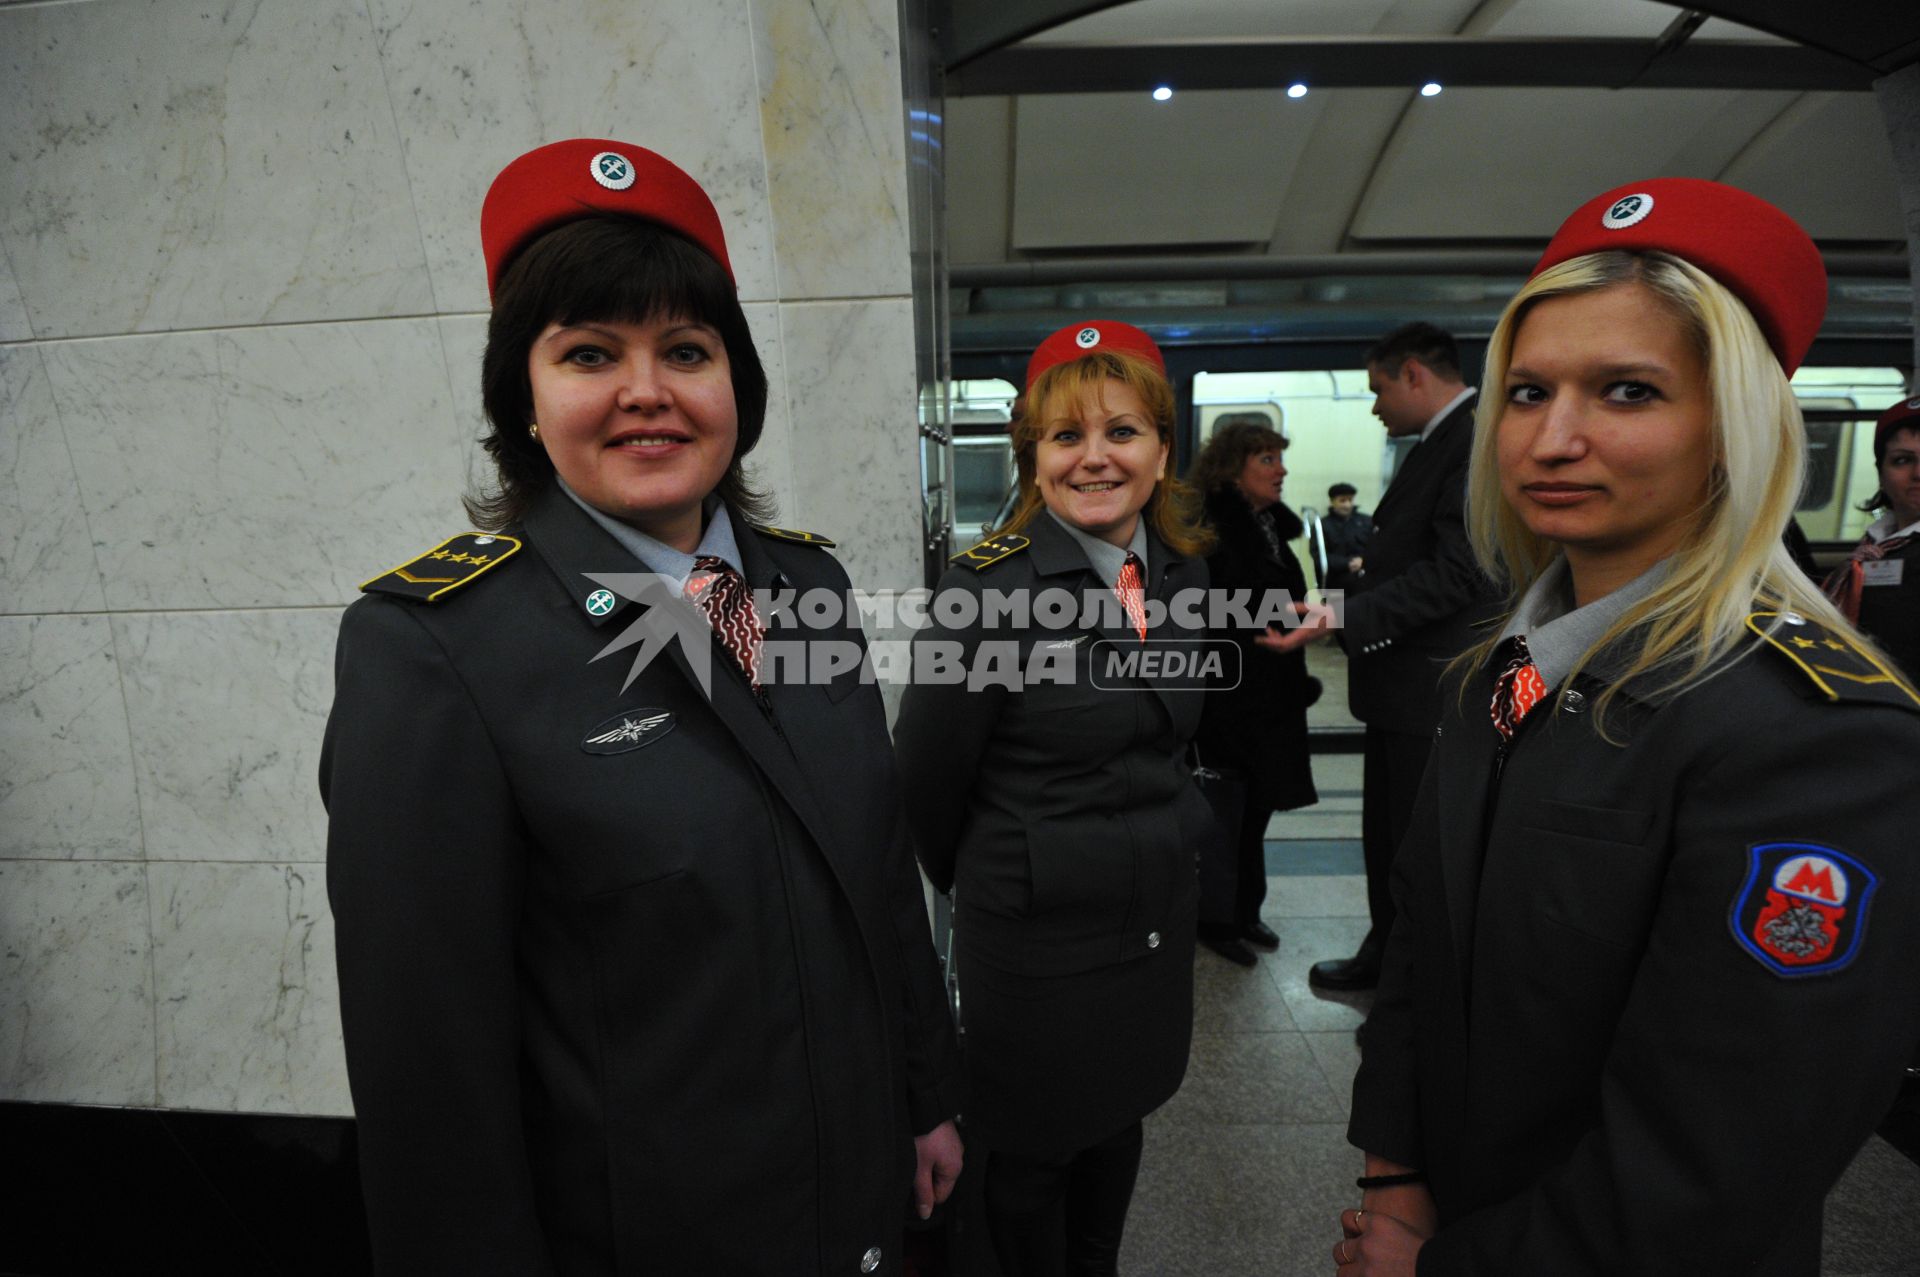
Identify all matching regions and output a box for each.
[1339,1239,1354,1264]
[1354,1209,1365,1228]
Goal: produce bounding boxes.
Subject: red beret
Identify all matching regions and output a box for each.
[1875,395,1920,456]
[1026,320,1166,391]
[480,139,733,298]
[1531,178,1827,374]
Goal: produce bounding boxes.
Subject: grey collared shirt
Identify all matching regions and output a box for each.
[1498,556,1670,694]
[558,479,745,586]
[1046,509,1150,590]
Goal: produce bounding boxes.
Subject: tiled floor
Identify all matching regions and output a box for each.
[1118,860,1920,1276]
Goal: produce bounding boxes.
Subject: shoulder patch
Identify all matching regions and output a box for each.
[749,523,836,548]
[1747,611,1920,712]
[362,533,522,603]
[1729,842,1879,978]
[951,534,1030,571]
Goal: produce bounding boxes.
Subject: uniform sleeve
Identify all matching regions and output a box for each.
[1341,440,1486,652]
[884,801,967,1132]
[1417,705,1920,1275]
[320,599,556,1275]
[1347,755,1435,1170]
[893,568,1008,894]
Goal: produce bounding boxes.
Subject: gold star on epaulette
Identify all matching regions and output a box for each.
[362,533,523,604]
[749,524,837,548]
[1747,611,1920,712]
[951,534,1030,571]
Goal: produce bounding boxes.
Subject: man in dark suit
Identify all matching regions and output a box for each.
[1289,323,1498,990]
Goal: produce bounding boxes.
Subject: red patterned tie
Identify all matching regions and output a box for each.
[687,555,763,688]
[1489,635,1547,740]
[1115,552,1148,642]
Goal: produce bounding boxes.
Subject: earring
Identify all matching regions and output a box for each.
[528,422,541,441]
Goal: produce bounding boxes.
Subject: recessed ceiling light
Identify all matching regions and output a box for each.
[1420,82,1443,97]
[1152,85,1173,101]
[1287,83,1308,99]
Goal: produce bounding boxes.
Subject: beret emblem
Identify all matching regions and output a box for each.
[591,151,636,190]
[1075,326,1101,348]
[1601,192,1653,230]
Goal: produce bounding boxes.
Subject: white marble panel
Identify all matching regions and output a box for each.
[0,860,156,1104]
[151,861,350,1115]
[115,609,337,863]
[0,0,431,338]
[778,299,921,594]
[369,0,776,310]
[0,615,142,860]
[752,0,911,299]
[0,344,106,614]
[741,301,795,513]
[0,240,29,342]
[436,313,493,505]
[46,320,471,611]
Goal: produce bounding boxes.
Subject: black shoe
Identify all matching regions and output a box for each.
[1241,920,1280,950]
[1200,934,1258,968]
[1309,936,1383,990]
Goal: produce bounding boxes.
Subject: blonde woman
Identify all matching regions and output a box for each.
[1334,180,1920,1276]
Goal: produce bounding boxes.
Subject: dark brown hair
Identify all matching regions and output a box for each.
[468,215,771,529]
[1190,421,1288,497]
[1365,321,1461,381]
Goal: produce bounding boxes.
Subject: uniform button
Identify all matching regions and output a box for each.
[1561,689,1585,712]
[1147,931,1162,949]
[862,1246,882,1272]
[1782,611,1805,626]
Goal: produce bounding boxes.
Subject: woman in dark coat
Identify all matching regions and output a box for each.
[1333,179,1920,1276]
[1826,396,1920,681]
[1189,422,1319,966]
[895,321,1214,1276]
[321,138,961,1276]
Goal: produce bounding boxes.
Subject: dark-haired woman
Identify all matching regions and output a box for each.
[321,139,961,1276]
[1189,422,1318,966]
[895,321,1214,1276]
[1827,397,1920,681]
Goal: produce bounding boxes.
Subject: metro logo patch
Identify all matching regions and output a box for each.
[1729,843,1879,978]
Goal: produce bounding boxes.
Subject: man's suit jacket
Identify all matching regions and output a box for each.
[322,487,961,1275]
[1343,396,1499,735]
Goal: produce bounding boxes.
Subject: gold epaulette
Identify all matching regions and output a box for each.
[361,533,523,603]
[1748,611,1920,712]
[749,524,836,547]
[950,533,1030,570]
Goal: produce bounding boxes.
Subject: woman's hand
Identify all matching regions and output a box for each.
[1333,1206,1431,1274]
[912,1119,964,1219]
[1255,600,1337,653]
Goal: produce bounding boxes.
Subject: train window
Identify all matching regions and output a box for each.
[1788,367,1909,541]
[1192,369,1394,522]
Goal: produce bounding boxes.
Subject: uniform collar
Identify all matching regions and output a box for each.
[557,479,744,586]
[1865,510,1920,543]
[1498,556,1670,694]
[1043,508,1150,590]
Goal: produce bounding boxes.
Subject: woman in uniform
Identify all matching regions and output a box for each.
[1332,179,1920,1275]
[894,321,1214,1275]
[1189,422,1318,966]
[1827,397,1920,680]
[322,138,961,1275]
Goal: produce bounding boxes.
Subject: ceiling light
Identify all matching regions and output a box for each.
[1152,85,1173,102]
[1420,82,1443,97]
[1287,83,1308,99]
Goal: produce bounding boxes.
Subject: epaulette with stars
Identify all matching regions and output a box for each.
[361,533,523,603]
[1748,610,1920,713]
[950,534,1030,571]
[748,523,836,547]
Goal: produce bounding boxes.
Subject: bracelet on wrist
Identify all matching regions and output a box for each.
[1356,1171,1426,1190]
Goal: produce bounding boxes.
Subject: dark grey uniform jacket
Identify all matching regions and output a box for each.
[1349,619,1920,1276]
[894,515,1211,1155]
[322,487,961,1277]
[1855,533,1920,681]
[1344,398,1501,736]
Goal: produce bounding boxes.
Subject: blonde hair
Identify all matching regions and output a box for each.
[1463,250,1871,729]
[995,350,1214,556]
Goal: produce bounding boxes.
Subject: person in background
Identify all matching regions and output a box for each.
[1826,396,1920,680]
[896,321,1213,1277]
[1270,322,1498,992]
[322,138,960,1276]
[1189,421,1319,967]
[1321,482,1374,592]
[1335,177,1920,1276]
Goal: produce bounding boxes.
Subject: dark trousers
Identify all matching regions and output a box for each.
[1234,788,1273,927]
[981,1122,1144,1277]
[1361,726,1432,943]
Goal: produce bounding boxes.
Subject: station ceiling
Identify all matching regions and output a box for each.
[940,0,1916,273]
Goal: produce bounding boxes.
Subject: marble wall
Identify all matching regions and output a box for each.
[0,0,926,1117]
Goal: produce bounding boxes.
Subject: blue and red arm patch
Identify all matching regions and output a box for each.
[1729,842,1880,978]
